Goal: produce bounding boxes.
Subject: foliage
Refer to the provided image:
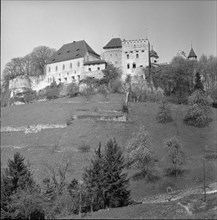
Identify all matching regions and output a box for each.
[83,143,105,211]
[121,103,129,114]
[184,89,212,127]
[126,126,157,180]
[101,63,122,91]
[45,83,59,100]
[102,139,131,208]
[156,99,173,123]
[97,84,109,100]
[83,139,131,211]
[66,115,74,126]
[110,78,123,93]
[66,82,79,98]
[164,136,185,177]
[78,143,91,153]
[1,152,38,219]
[194,72,204,91]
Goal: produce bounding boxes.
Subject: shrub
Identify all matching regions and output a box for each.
[110,78,123,93]
[157,177,176,193]
[164,136,185,177]
[23,89,37,103]
[66,82,79,98]
[156,99,173,123]
[78,143,90,153]
[66,115,74,126]
[184,90,212,127]
[45,87,59,100]
[81,87,95,101]
[121,103,129,114]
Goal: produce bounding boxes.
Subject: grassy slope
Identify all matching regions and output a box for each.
[1,93,217,198]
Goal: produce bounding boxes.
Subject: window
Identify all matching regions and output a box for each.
[48,67,51,72]
[142,50,144,52]
[97,67,100,70]
[136,54,139,58]
[67,50,70,53]
[77,61,80,67]
[127,63,130,69]
[127,54,129,59]
[133,63,136,68]
[72,76,75,80]
[154,60,157,63]
[77,75,80,79]
[59,78,61,82]
[110,54,112,57]
[56,66,58,71]
[70,63,72,68]
[63,64,65,70]
[89,68,91,71]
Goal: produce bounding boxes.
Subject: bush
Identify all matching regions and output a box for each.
[66,115,74,126]
[184,90,212,127]
[98,85,109,100]
[23,89,37,103]
[156,99,173,123]
[110,78,123,93]
[121,103,129,114]
[78,143,90,153]
[45,87,59,100]
[66,82,79,98]
[157,177,176,193]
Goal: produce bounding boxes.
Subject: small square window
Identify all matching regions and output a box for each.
[97,67,100,70]
[67,50,70,53]
[89,68,91,71]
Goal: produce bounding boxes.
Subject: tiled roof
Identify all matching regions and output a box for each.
[84,60,107,65]
[46,40,100,64]
[103,38,122,49]
[188,47,197,58]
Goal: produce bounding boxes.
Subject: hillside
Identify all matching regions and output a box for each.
[1,93,217,209]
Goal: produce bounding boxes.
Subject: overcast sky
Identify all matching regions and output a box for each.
[1,0,216,74]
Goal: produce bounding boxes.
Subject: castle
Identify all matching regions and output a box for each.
[42,37,160,89]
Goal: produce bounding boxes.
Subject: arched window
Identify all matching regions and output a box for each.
[136,54,139,58]
[48,67,51,72]
[56,66,58,71]
[77,61,80,67]
[132,63,136,68]
[127,63,130,69]
[70,63,72,68]
[127,54,129,59]
[63,64,65,70]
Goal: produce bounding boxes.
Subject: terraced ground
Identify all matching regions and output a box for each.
[1,93,217,214]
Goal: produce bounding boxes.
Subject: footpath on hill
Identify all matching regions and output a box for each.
[140,181,217,204]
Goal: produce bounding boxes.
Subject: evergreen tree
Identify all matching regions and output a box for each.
[83,143,104,211]
[102,139,131,208]
[3,152,34,194]
[194,72,204,92]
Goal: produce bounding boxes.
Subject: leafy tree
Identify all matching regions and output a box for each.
[102,139,131,208]
[156,98,173,123]
[101,63,122,90]
[30,46,56,76]
[126,126,156,180]
[184,89,212,127]
[164,136,185,177]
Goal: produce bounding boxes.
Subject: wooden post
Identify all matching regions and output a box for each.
[203,158,206,202]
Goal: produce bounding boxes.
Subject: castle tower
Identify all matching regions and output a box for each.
[187,45,197,60]
[150,45,159,65]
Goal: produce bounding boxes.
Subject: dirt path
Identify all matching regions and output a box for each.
[141,182,217,204]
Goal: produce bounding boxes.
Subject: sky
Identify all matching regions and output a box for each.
[1,0,216,75]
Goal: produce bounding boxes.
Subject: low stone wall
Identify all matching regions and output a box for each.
[1,124,67,134]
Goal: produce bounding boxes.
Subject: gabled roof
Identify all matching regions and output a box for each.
[84,60,107,65]
[188,47,197,59]
[103,38,122,49]
[46,40,100,64]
